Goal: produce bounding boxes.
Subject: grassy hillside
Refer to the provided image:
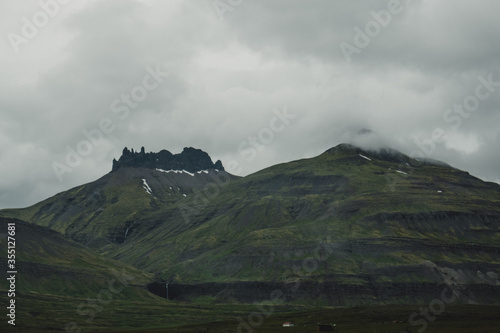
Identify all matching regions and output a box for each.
[0,168,237,247]
[0,216,162,331]
[103,145,500,289]
[2,144,500,306]
[0,217,277,332]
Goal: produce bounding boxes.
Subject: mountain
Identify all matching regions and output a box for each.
[0,216,164,332]
[2,144,500,308]
[112,146,224,172]
[0,216,262,332]
[103,144,500,304]
[2,147,237,248]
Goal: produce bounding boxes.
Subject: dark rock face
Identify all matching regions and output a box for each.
[112,147,224,172]
[165,280,500,305]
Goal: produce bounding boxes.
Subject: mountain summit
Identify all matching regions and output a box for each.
[2,143,500,309]
[112,146,224,172]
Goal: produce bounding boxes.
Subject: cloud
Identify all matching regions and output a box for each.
[0,0,499,208]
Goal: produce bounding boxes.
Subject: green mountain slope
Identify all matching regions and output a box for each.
[1,167,237,247]
[0,216,162,331]
[2,144,500,306]
[105,144,500,304]
[0,217,284,332]
[0,217,153,295]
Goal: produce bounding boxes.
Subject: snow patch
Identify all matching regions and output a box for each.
[183,194,186,197]
[156,168,204,176]
[395,170,408,175]
[437,190,442,193]
[359,154,371,161]
[142,179,152,195]
[156,168,182,174]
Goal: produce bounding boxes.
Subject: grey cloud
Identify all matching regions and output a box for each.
[0,0,499,209]
[223,0,500,73]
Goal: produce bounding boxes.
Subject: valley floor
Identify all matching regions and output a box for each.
[167,304,500,333]
[3,300,500,333]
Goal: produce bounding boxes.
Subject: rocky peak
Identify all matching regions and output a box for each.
[112,147,224,172]
[326,143,453,168]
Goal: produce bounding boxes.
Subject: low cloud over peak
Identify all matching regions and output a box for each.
[1,0,499,208]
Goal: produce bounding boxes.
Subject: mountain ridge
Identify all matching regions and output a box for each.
[112,146,224,172]
[2,143,500,307]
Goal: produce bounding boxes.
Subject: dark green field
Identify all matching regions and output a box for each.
[161,305,500,333]
[3,298,500,333]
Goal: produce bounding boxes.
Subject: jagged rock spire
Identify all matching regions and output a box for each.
[112,147,224,172]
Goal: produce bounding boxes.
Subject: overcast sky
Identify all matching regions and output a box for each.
[1,0,499,209]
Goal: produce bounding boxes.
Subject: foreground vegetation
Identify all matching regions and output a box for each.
[3,300,500,332]
[167,304,500,333]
